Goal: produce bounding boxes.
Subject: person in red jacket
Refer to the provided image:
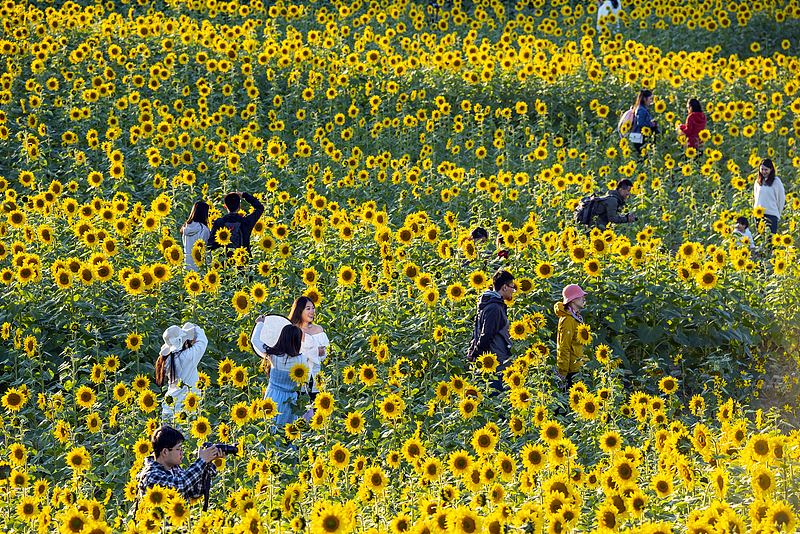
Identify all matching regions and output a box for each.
[676,98,706,150]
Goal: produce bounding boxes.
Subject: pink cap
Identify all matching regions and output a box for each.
[562,284,587,304]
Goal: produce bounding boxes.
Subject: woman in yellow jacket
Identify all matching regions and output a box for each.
[555,284,587,389]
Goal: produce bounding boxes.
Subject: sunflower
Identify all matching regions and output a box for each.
[190,417,211,440]
[651,471,673,498]
[476,352,498,374]
[342,411,365,434]
[358,364,378,386]
[540,420,564,444]
[695,269,718,289]
[75,386,96,409]
[65,446,91,473]
[232,291,251,316]
[509,321,527,340]
[535,262,554,278]
[329,444,351,469]
[751,465,775,496]
[289,363,310,385]
[16,495,38,520]
[447,506,482,534]
[315,392,335,415]
[446,282,466,302]
[468,271,487,290]
[599,431,623,453]
[138,391,157,413]
[448,450,473,477]
[125,332,142,351]
[85,413,102,433]
[470,428,497,455]
[576,324,592,345]
[8,442,27,466]
[310,501,353,534]
[2,387,25,412]
[765,501,797,533]
[363,465,387,493]
[380,393,406,419]
[338,266,357,286]
[459,397,478,419]
[230,402,250,426]
[658,376,678,395]
[595,344,611,365]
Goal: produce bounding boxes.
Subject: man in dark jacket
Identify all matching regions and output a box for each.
[467,269,514,364]
[593,179,636,229]
[208,191,264,260]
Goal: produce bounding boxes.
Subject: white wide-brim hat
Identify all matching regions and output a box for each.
[159,323,196,356]
[258,314,292,348]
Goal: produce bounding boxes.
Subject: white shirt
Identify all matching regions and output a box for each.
[754,177,785,219]
[165,325,207,398]
[182,222,210,271]
[733,228,756,249]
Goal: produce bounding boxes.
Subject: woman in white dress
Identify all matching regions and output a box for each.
[288,296,329,402]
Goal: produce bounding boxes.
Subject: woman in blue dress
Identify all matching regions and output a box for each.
[250,321,306,431]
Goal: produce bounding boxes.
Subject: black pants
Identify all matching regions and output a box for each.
[764,214,778,234]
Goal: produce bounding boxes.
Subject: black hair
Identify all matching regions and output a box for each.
[182,201,209,230]
[757,158,776,187]
[492,269,514,291]
[224,193,241,213]
[470,227,489,241]
[634,90,653,108]
[687,98,702,113]
[152,425,184,459]
[736,216,749,229]
[155,338,193,387]
[288,296,315,326]
[617,179,634,190]
[266,324,303,357]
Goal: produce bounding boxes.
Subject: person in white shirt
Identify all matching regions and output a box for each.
[250,322,306,430]
[753,158,785,235]
[156,323,208,422]
[181,201,211,271]
[732,216,757,253]
[288,296,329,402]
[597,0,620,32]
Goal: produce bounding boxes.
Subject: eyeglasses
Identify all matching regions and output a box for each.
[168,445,184,453]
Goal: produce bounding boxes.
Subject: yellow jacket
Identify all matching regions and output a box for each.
[555,302,584,374]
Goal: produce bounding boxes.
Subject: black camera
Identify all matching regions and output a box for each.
[203,442,239,455]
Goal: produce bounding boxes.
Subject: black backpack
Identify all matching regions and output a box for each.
[574,195,603,225]
[224,221,244,249]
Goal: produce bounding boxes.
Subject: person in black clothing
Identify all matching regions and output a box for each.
[592,179,636,230]
[467,269,515,392]
[208,192,264,261]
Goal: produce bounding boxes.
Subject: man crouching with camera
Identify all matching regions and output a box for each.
[136,425,228,506]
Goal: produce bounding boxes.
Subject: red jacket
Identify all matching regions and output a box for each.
[679,112,706,149]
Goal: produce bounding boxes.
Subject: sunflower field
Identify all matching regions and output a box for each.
[1,0,800,531]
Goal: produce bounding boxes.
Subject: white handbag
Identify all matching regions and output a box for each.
[629,132,644,143]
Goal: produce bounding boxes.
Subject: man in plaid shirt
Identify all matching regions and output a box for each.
[137,425,223,501]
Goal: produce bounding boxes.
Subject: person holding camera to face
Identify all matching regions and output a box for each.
[136,425,227,505]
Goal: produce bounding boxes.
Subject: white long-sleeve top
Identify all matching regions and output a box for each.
[182,222,210,271]
[165,325,207,397]
[754,177,785,218]
[304,331,329,392]
[251,322,308,371]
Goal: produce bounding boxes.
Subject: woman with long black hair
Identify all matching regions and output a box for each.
[753,158,785,235]
[288,296,329,402]
[630,89,658,157]
[251,321,306,430]
[181,201,210,271]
